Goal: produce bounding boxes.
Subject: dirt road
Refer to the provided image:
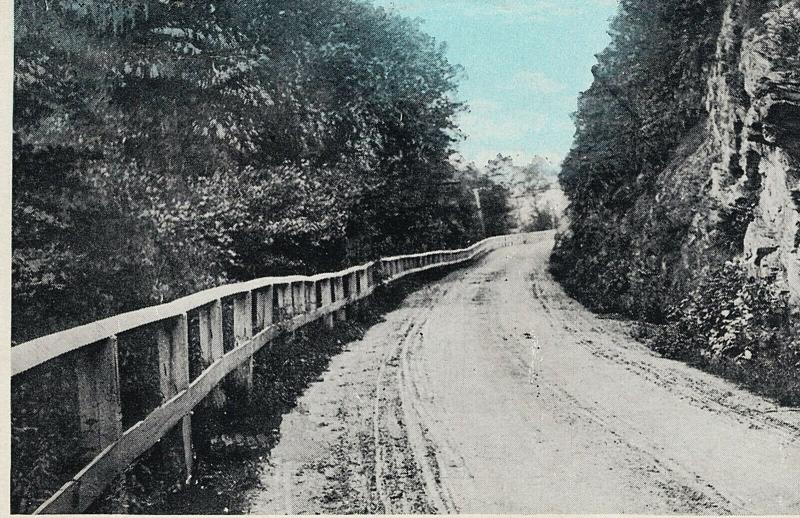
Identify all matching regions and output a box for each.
[245,231,800,514]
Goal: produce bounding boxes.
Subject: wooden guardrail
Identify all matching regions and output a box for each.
[11,232,541,514]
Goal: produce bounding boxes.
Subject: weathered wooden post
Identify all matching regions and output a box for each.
[232,292,253,396]
[254,287,273,332]
[348,272,358,299]
[198,299,225,409]
[334,275,346,322]
[367,264,374,288]
[346,272,358,319]
[275,283,287,322]
[264,286,275,328]
[292,282,305,318]
[75,336,122,459]
[306,281,317,314]
[156,314,193,483]
[319,278,334,329]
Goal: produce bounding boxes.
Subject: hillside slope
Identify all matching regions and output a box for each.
[552,0,799,403]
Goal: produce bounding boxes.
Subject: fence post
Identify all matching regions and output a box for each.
[275,284,287,322]
[343,272,358,320]
[346,273,358,319]
[292,282,305,317]
[198,300,225,409]
[287,283,297,320]
[75,336,122,459]
[260,286,274,329]
[307,281,317,314]
[319,278,334,329]
[334,276,346,322]
[232,292,253,397]
[253,288,266,332]
[156,314,192,483]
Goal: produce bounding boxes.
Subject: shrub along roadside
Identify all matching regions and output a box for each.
[637,261,800,407]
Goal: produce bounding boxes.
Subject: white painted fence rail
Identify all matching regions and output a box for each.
[12,231,541,514]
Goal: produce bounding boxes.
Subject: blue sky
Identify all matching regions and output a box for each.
[371,0,619,167]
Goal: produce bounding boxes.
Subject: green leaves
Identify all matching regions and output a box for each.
[553,0,728,318]
[13,0,471,343]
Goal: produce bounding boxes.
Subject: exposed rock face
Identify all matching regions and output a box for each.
[681,0,800,306]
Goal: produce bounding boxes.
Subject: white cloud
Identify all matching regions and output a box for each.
[509,71,567,95]
[458,110,547,141]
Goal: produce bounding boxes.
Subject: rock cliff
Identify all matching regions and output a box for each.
[699,0,800,305]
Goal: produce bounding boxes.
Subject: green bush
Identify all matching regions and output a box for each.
[522,209,559,232]
[652,262,800,405]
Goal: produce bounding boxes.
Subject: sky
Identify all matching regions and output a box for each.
[370,0,619,168]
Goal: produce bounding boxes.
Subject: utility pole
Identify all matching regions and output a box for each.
[473,188,486,238]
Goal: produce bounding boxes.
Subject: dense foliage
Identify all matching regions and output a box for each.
[650,261,800,405]
[12,0,492,344]
[551,0,727,318]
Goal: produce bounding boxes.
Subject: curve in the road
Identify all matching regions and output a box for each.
[246,232,800,514]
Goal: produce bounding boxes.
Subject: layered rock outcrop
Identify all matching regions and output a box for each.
[699,0,800,305]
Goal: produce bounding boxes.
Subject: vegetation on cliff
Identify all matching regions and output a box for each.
[552,0,726,318]
[552,0,799,404]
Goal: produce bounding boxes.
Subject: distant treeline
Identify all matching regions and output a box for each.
[12,0,511,343]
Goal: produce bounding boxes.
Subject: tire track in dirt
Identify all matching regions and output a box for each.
[398,314,457,513]
[522,275,742,512]
[403,245,731,513]
[528,266,800,444]
[370,281,462,514]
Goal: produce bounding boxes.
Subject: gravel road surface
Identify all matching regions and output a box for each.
[245,231,800,514]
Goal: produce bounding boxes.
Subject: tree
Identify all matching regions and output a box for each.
[12,0,474,343]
